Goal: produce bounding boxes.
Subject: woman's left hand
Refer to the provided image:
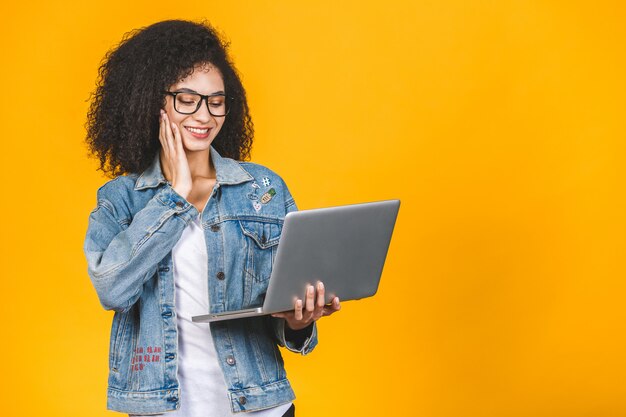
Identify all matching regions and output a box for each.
[271,281,341,330]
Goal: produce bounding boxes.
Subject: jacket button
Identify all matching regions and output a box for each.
[239,396,247,405]
[216,271,225,280]
[261,236,267,244]
[226,355,236,365]
[175,201,184,208]
[165,353,176,361]
[162,311,172,318]
[210,224,220,232]
[159,266,170,272]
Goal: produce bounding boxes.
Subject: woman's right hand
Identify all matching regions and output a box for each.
[159,109,192,199]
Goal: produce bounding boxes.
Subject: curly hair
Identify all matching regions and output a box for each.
[85,19,254,177]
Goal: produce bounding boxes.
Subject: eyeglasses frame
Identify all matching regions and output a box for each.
[164,91,234,117]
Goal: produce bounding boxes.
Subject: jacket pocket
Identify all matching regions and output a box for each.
[239,219,282,283]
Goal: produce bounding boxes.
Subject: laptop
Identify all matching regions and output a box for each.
[192,199,400,323]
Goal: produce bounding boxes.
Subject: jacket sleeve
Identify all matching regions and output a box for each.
[83,182,199,313]
[269,178,318,355]
[271,316,318,355]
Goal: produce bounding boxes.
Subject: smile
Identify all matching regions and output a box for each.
[185,126,210,134]
[184,126,211,138]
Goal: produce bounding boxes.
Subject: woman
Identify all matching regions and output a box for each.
[83,19,340,417]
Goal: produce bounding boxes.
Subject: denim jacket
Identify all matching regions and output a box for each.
[83,146,317,415]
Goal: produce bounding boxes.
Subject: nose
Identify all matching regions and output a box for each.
[191,97,213,123]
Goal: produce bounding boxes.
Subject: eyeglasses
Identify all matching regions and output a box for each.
[164,91,233,116]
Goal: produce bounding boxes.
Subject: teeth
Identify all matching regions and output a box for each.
[186,127,209,134]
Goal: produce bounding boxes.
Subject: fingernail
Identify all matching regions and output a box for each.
[308,286,314,294]
[318,282,324,290]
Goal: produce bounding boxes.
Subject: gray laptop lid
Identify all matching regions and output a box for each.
[262,199,400,313]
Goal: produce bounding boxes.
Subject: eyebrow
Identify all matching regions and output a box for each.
[174,87,225,95]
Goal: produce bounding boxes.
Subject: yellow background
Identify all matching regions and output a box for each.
[2,1,625,416]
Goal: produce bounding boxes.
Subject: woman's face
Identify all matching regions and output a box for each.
[163,63,226,153]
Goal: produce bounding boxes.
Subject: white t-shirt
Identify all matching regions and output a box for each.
[131,213,291,417]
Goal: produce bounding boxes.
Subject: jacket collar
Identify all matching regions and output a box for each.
[134,146,253,190]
